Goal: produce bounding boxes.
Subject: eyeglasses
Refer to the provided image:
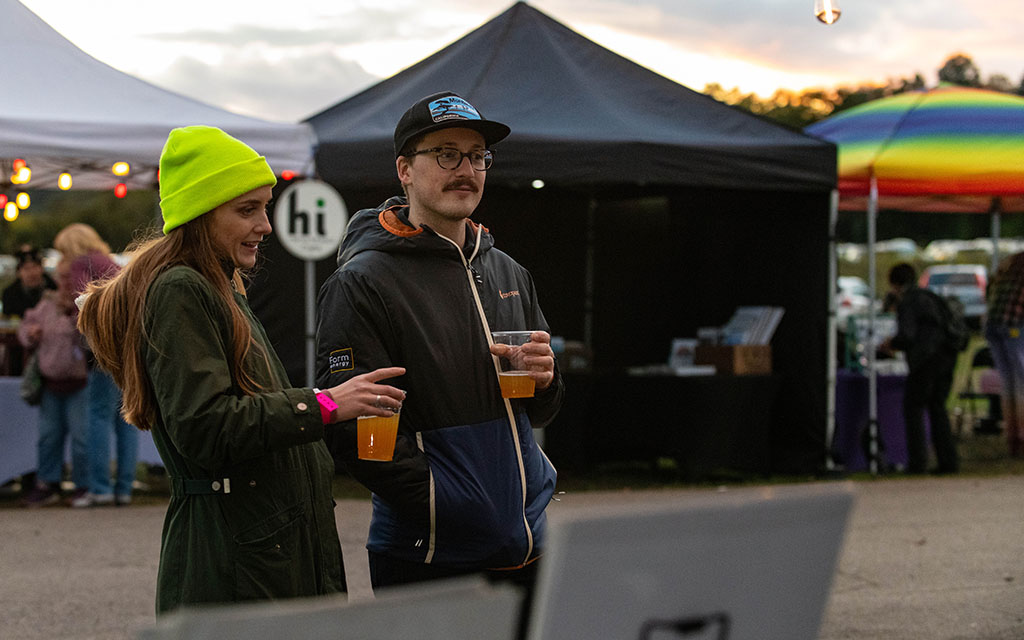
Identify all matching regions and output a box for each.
[406,147,493,171]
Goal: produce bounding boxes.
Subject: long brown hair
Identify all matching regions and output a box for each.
[78,214,266,430]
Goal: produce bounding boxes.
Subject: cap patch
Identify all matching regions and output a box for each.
[429,96,482,123]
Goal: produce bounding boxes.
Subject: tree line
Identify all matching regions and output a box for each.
[704,53,1022,130]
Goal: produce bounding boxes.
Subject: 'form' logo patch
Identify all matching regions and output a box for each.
[329,348,353,373]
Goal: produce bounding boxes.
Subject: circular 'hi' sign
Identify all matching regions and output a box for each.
[273,179,348,261]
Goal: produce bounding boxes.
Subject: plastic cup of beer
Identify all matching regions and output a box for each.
[491,330,537,399]
[357,411,400,461]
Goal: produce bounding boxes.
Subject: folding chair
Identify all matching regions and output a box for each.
[956,346,1002,435]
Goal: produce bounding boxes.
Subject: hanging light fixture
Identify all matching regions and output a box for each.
[815,0,841,24]
[4,202,18,221]
[114,183,128,198]
[0,194,7,208]
[58,172,73,190]
[112,161,130,176]
[16,192,30,209]
[11,166,31,185]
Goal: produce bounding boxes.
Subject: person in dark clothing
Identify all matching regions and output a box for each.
[882,262,959,474]
[315,92,563,599]
[3,248,56,318]
[2,248,57,375]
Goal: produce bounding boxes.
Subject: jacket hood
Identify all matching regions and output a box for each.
[336,196,495,267]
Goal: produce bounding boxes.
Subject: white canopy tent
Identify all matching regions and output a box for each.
[0,0,315,192]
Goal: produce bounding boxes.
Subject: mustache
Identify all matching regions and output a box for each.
[443,179,478,192]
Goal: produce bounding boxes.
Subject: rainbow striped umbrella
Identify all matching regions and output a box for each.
[806,85,1024,213]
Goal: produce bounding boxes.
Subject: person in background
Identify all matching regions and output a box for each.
[984,251,1024,458]
[315,91,563,604]
[17,259,90,507]
[76,125,406,614]
[2,248,57,376]
[3,247,56,318]
[53,223,136,507]
[881,262,959,474]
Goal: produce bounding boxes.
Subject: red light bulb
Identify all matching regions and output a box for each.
[114,183,127,198]
[0,194,7,208]
[282,170,295,181]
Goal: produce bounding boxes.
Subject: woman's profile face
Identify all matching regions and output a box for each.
[208,185,274,269]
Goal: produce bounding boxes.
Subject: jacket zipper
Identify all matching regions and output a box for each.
[416,432,437,563]
[438,225,534,566]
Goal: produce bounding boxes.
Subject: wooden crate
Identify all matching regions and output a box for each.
[694,345,772,375]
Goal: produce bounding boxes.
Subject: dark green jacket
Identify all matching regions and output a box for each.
[144,266,345,615]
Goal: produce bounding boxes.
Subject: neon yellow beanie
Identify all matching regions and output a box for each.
[159,126,277,234]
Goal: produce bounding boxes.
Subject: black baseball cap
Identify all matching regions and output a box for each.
[394,91,510,157]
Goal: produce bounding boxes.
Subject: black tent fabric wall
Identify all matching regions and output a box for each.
[470,186,831,475]
[253,1,837,475]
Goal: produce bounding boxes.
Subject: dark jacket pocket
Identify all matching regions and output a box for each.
[232,503,317,601]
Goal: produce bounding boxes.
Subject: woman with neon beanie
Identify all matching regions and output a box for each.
[77,125,406,614]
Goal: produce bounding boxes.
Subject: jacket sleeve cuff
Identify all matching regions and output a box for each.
[281,388,327,442]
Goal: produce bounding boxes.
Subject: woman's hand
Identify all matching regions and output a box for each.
[323,366,406,423]
[26,325,42,343]
[489,331,556,391]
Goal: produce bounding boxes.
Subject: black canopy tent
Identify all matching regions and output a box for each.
[309,3,832,193]
[250,1,837,474]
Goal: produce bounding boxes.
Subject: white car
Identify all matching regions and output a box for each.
[836,276,873,325]
[918,264,987,324]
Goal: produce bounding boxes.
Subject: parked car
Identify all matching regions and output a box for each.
[923,239,969,262]
[836,276,873,325]
[918,264,987,326]
[875,237,920,258]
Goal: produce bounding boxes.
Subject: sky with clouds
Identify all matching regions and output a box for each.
[17,0,1024,123]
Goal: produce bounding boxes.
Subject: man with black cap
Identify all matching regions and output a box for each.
[316,92,563,596]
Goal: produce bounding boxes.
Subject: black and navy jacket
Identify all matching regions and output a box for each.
[315,197,562,570]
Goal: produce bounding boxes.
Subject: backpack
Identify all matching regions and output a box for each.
[924,289,969,352]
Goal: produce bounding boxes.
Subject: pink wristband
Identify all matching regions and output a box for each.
[314,390,337,423]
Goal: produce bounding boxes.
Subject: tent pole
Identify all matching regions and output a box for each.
[305,260,316,388]
[583,197,597,350]
[867,175,879,475]
[991,198,1002,275]
[826,188,840,471]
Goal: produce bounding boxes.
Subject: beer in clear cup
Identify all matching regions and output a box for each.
[491,330,537,399]
[357,412,400,461]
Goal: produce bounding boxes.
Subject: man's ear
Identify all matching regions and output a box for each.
[396,156,412,186]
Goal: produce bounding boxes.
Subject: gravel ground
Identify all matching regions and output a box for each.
[1,475,1022,639]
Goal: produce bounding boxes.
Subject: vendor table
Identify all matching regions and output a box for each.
[833,368,929,472]
[0,376,162,484]
[544,371,780,478]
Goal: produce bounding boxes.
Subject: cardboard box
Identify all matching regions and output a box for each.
[694,345,772,376]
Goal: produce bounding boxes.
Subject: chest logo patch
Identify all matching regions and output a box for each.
[499,289,520,299]
[329,348,354,373]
